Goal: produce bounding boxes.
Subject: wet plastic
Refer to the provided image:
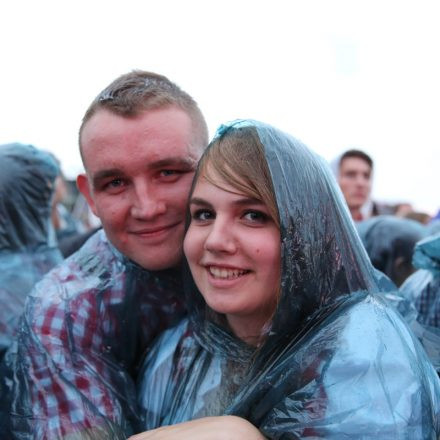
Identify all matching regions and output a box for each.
[356,215,427,286]
[138,121,440,438]
[0,143,62,359]
[0,229,186,438]
[401,233,440,329]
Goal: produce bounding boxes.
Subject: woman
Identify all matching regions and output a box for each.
[136,120,440,438]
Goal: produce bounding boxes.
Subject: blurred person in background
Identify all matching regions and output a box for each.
[334,149,394,221]
[51,163,101,257]
[400,232,440,329]
[0,143,63,359]
[356,215,427,287]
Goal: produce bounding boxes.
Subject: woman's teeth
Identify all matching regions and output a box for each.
[209,267,248,279]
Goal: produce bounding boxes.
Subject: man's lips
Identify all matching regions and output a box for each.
[128,222,180,236]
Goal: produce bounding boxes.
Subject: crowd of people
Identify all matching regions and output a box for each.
[1,70,440,439]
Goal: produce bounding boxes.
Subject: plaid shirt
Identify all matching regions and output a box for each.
[1,230,185,439]
[407,270,440,328]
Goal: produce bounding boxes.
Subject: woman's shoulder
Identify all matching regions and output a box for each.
[139,318,191,379]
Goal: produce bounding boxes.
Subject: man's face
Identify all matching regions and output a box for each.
[77,106,203,270]
[338,157,372,212]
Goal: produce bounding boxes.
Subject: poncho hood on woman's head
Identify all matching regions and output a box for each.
[185,120,379,351]
[0,143,59,251]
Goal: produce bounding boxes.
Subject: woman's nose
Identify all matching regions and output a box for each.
[204,218,237,254]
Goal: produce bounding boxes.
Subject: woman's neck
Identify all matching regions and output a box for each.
[226,314,271,347]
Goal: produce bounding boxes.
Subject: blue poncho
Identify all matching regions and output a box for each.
[0,143,62,358]
[138,121,440,438]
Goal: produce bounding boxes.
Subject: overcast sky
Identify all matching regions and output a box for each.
[1,0,439,214]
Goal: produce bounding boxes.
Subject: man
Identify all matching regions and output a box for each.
[0,70,209,439]
[336,149,394,221]
[336,149,374,221]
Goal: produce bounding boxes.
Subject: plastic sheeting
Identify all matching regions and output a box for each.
[0,143,62,359]
[401,233,440,329]
[356,215,427,287]
[0,229,186,439]
[138,120,440,439]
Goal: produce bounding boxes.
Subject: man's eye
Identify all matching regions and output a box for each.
[192,209,214,221]
[160,170,179,177]
[101,178,125,192]
[105,178,123,188]
[108,178,123,187]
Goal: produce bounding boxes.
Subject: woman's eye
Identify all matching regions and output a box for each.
[192,209,214,221]
[243,210,269,223]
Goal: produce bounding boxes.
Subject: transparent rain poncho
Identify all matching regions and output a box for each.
[401,233,440,329]
[0,230,186,438]
[356,215,427,287]
[138,121,440,439]
[0,143,62,359]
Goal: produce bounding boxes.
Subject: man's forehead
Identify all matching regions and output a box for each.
[80,107,201,169]
[340,157,371,172]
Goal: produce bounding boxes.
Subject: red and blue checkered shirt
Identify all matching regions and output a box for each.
[1,230,185,439]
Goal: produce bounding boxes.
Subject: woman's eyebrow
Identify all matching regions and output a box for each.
[233,197,264,206]
[189,197,212,207]
[189,196,263,207]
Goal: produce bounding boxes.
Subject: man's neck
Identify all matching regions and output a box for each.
[350,208,363,221]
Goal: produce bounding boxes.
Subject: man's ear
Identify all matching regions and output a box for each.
[77,173,98,217]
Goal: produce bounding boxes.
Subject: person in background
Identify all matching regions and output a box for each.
[335,149,393,221]
[51,159,101,257]
[356,215,427,287]
[0,143,63,359]
[134,120,440,439]
[400,232,440,329]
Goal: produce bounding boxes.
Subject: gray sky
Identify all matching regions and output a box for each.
[1,0,439,214]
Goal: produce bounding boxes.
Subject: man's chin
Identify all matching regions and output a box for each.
[129,250,183,271]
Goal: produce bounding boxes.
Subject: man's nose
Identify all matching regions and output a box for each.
[204,218,237,254]
[130,183,166,220]
[355,174,368,186]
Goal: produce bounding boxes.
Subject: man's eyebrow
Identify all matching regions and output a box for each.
[92,169,122,187]
[149,157,197,170]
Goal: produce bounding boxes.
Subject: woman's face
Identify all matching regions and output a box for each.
[184,169,281,343]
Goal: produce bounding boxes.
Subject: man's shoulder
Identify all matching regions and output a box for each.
[28,229,123,303]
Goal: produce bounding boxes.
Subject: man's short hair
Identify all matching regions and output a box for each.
[339,149,373,170]
[79,70,208,158]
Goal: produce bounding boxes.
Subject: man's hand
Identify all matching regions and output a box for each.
[128,416,266,440]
